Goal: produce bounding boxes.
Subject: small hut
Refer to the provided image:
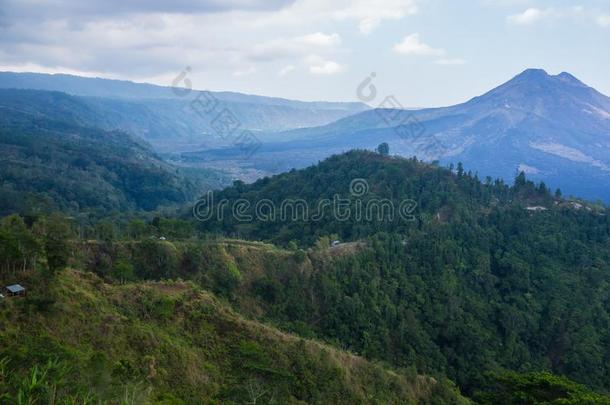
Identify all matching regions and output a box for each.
[5,284,26,297]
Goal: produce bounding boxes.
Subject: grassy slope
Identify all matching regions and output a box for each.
[76,237,610,400]
[0,268,468,404]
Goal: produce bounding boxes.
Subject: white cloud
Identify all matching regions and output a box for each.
[278,64,296,76]
[481,0,531,5]
[1,0,296,19]
[332,0,419,34]
[436,58,466,65]
[296,32,341,46]
[239,0,419,34]
[507,7,544,25]
[0,0,419,83]
[393,34,445,56]
[598,14,610,27]
[233,66,257,77]
[305,54,343,75]
[507,6,588,26]
[247,31,343,78]
[248,32,341,62]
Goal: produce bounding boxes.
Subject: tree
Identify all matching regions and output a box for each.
[0,215,40,273]
[555,188,562,198]
[514,171,526,188]
[457,162,464,177]
[95,220,116,242]
[244,379,272,404]
[127,219,149,240]
[376,143,390,156]
[538,181,548,195]
[112,260,135,284]
[43,214,72,276]
[0,229,19,274]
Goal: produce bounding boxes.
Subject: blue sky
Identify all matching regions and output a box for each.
[1,0,609,106]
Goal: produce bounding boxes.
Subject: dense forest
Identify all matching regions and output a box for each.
[193,151,610,393]
[0,214,468,404]
[0,89,228,217]
[2,149,610,403]
[196,150,567,245]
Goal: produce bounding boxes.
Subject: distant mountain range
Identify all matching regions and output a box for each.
[0,89,228,215]
[2,69,610,201]
[190,69,610,201]
[0,72,369,152]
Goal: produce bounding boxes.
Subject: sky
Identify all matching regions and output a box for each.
[0,0,609,107]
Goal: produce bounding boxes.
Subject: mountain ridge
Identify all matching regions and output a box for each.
[0,71,370,152]
[0,71,367,108]
[189,68,610,201]
[0,88,229,215]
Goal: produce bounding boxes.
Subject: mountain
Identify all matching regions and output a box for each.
[0,72,369,152]
[2,150,610,402]
[0,89,227,215]
[5,69,609,201]
[192,150,610,395]
[189,69,610,201]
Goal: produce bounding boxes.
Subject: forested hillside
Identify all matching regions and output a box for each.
[200,150,580,245]
[0,216,466,404]
[67,234,610,399]
[190,151,610,395]
[2,150,610,403]
[0,89,226,216]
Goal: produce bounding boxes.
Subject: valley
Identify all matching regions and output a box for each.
[2,58,610,405]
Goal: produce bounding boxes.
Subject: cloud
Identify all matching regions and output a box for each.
[598,14,610,27]
[248,32,342,62]
[507,6,588,26]
[296,32,341,47]
[0,13,249,79]
[0,0,420,83]
[332,0,419,34]
[305,54,343,75]
[507,7,544,25]
[481,0,531,5]
[436,58,466,65]
[393,34,445,56]
[249,39,303,62]
[2,0,296,20]
[233,66,257,77]
[278,64,296,76]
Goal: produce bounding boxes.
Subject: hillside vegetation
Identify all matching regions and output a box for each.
[0,268,466,404]
[0,89,227,216]
[191,151,610,394]
[2,150,610,403]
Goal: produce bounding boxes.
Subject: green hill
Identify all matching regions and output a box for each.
[0,268,467,404]
[199,150,572,245]
[2,150,610,403]
[0,89,228,216]
[190,150,610,395]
